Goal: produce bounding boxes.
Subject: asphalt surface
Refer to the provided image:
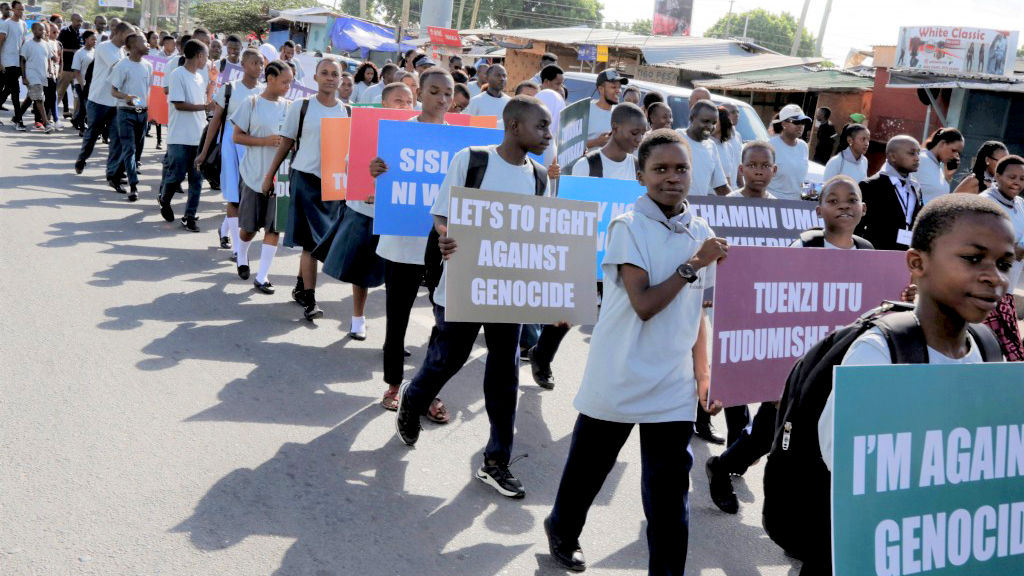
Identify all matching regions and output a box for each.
[0,111,800,576]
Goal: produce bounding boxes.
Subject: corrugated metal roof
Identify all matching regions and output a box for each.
[693,67,875,92]
[658,53,824,75]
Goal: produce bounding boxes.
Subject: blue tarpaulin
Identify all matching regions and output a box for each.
[329,17,415,56]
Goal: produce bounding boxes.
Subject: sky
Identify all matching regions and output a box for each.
[601,0,1024,62]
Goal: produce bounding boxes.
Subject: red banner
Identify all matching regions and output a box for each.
[427,26,462,47]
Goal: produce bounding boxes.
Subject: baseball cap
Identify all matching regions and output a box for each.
[849,112,866,123]
[778,104,811,123]
[413,55,437,68]
[596,69,628,87]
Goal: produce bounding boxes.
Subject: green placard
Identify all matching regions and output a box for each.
[832,363,1024,576]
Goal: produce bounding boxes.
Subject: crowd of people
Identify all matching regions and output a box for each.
[3,4,1024,574]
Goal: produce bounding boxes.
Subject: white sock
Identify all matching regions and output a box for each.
[237,238,252,266]
[227,217,240,255]
[220,217,229,238]
[256,243,278,284]
[351,315,366,334]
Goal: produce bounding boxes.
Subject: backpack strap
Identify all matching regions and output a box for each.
[874,311,929,364]
[218,82,232,141]
[585,150,603,178]
[797,228,825,247]
[852,234,874,250]
[966,323,1003,362]
[465,146,490,189]
[529,157,549,196]
[292,98,311,160]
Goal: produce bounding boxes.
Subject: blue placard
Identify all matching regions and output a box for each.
[373,120,504,237]
[557,175,645,279]
[578,44,597,62]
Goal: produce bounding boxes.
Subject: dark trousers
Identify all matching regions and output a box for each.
[405,304,521,464]
[1,66,21,118]
[719,402,777,476]
[532,323,571,365]
[696,403,750,446]
[16,94,42,125]
[72,85,87,129]
[383,260,426,386]
[550,414,694,576]
[44,77,56,122]
[78,100,118,167]
[116,108,148,186]
[520,323,541,349]
[159,144,203,219]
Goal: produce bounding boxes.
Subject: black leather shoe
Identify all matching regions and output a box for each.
[160,199,174,222]
[544,516,586,572]
[107,178,126,193]
[237,265,250,280]
[127,187,138,202]
[706,456,739,514]
[74,159,85,174]
[694,422,725,445]
[253,280,275,294]
[528,346,554,390]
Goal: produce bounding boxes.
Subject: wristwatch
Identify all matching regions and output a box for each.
[677,263,699,283]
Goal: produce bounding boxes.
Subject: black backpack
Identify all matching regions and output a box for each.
[199,83,232,190]
[584,150,638,178]
[790,227,874,249]
[762,301,1002,566]
[423,147,548,297]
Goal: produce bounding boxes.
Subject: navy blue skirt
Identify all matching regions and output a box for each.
[315,204,386,288]
[285,169,342,251]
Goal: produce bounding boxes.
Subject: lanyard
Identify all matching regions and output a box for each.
[889,175,916,228]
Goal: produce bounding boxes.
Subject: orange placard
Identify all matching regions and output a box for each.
[468,115,498,128]
[148,84,168,125]
[321,117,351,201]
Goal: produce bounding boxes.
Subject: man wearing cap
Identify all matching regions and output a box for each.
[413,54,434,74]
[587,69,624,149]
[531,52,557,84]
[767,104,811,201]
[465,63,510,128]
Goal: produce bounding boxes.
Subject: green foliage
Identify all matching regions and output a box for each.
[704,8,818,57]
[192,0,316,37]
[1018,45,1024,58]
[604,19,651,36]
[367,0,603,31]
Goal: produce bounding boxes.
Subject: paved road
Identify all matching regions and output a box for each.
[0,115,800,576]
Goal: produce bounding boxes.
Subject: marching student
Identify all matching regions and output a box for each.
[0,1,28,122]
[148,34,177,148]
[953,140,1008,194]
[726,141,777,199]
[450,82,470,113]
[767,104,811,201]
[158,39,213,232]
[70,29,94,134]
[396,69,418,108]
[108,32,153,202]
[812,193,1013,572]
[395,96,553,499]
[713,105,740,189]
[352,61,378,103]
[465,63,510,127]
[646,101,673,131]
[856,135,922,251]
[514,80,538,97]
[278,40,302,82]
[359,62,395,104]
[75,21,130,177]
[706,174,874,515]
[822,123,870,183]
[979,154,1024,360]
[544,129,727,573]
[196,47,264,258]
[338,71,354,105]
[314,82,411,338]
[263,58,347,321]
[18,22,53,133]
[917,127,964,204]
[229,59,293,293]
[678,100,730,197]
[368,69,454,421]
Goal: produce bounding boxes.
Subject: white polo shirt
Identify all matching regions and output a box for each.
[280,95,348,178]
[679,131,726,196]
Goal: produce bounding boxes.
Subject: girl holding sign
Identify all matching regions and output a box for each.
[544,129,727,574]
[230,60,293,293]
[370,68,455,421]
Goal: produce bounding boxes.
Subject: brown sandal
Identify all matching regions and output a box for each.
[381,388,399,411]
[425,398,450,424]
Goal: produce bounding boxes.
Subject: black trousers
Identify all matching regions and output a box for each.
[44,77,57,123]
[696,403,750,446]
[549,414,694,576]
[383,260,426,386]
[1,66,21,117]
[532,323,571,365]
[719,402,777,475]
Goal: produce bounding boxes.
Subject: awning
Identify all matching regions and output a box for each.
[329,17,415,55]
[886,68,1024,93]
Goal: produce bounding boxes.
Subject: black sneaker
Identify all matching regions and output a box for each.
[544,516,586,572]
[182,217,199,233]
[475,455,527,499]
[127,187,138,202]
[395,381,421,446]
[706,456,739,514]
[108,178,126,194]
[15,122,26,132]
[74,159,85,174]
[528,346,554,390]
[253,280,275,294]
[160,200,174,222]
[78,128,85,138]
[291,276,305,304]
[237,265,250,280]
[303,300,324,321]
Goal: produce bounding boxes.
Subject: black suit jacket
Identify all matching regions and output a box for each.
[856,173,922,251]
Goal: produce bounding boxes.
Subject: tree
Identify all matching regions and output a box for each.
[704,8,817,57]
[368,0,602,31]
[192,0,317,38]
[604,19,652,36]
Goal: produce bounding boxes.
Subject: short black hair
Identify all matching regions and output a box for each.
[540,64,563,83]
[241,48,262,64]
[642,91,665,109]
[645,101,671,123]
[503,95,546,127]
[454,83,470,99]
[611,102,646,126]
[818,175,861,204]
[995,154,1024,175]
[226,34,242,45]
[924,127,964,150]
[911,194,1009,252]
[315,57,341,73]
[192,27,210,37]
[449,54,462,63]
[382,81,412,101]
[452,70,468,85]
[420,66,453,87]
[514,80,539,95]
[638,128,686,170]
[818,106,831,120]
[380,63,398,76]
[541,52,557,62]
[264,59,290,79]
[282,40,296,49]
[689,99,717,120]
[741,140,776,163]
[11,1,21,8]
[161,35,175,44]
[82,30,95,41]
[183,39,207,59]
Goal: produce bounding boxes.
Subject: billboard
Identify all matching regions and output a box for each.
[895,26,1020,77]
[653,0,693,36]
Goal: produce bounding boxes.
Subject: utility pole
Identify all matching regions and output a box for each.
[395,0,410,56]
[456,0,467,29]
[469,0,480,29]
[359,0,367,19]
[723,0,735,38]
[742,14,749,39]
[790,0,811,56]
[815,0,834,57]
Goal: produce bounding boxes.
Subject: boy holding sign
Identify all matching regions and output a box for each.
[544,129,727,573]
[395,96,552,499]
